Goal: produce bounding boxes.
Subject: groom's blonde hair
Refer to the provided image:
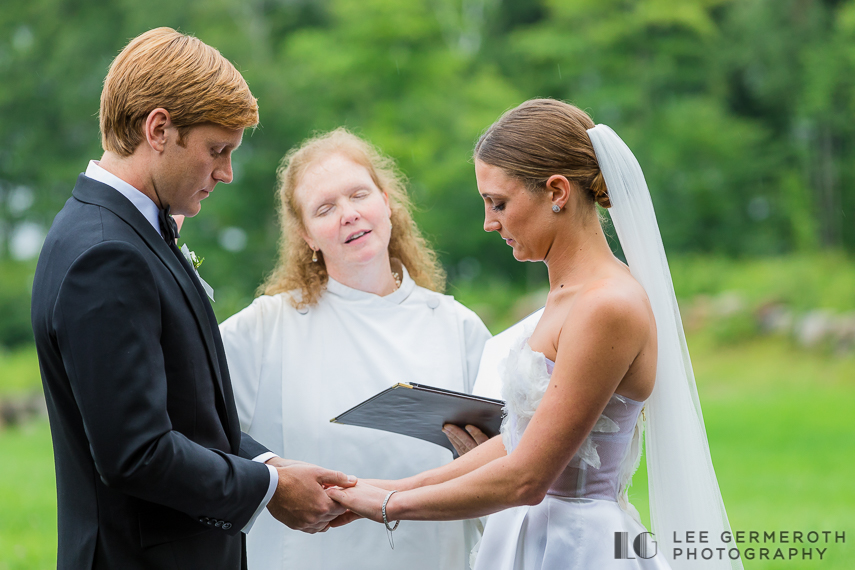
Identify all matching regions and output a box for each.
[100,27,258,156]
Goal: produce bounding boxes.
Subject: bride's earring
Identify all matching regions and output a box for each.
[552,204,561,213]
[312,248,318,263]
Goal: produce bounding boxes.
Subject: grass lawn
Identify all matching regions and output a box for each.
[1,332,853,568]
[0,420,56,570]
[627,332,855,569]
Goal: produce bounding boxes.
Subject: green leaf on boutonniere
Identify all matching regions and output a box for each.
[180,243,205,271]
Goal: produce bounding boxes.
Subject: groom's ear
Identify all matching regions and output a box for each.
[144,108,172,153]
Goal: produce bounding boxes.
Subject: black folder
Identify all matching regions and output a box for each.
[330,383,505,458]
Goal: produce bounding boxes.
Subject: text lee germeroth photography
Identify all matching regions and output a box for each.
[617,530,847,563]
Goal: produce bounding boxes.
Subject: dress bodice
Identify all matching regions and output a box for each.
[499,336,645,503]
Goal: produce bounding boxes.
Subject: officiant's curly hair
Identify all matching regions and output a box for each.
[262,128,446,308]
[99,27,258,156]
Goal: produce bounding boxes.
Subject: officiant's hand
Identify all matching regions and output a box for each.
[442,424,489,456]
[265,458,357,533]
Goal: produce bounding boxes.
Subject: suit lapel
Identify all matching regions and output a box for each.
[168,242,241,446]
[71,175,234,439]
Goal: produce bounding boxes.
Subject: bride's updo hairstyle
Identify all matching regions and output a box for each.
[475,99,611,209]
[261,127,446,308]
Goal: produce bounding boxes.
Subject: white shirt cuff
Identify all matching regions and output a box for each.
[253,451,278,464]
[241,454,279,533]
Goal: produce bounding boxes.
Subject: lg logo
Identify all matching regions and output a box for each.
[615,532,658,559]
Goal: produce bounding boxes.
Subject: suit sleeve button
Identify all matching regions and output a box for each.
[222,522,232,530]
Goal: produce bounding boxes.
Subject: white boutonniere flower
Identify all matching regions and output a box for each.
[188,249,204,270]
[180,243,215,302]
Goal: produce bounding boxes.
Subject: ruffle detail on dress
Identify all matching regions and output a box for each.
[575,415,620,469]
[498,333,620,471]
[499,332,550,454]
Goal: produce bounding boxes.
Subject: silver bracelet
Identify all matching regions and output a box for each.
[382,490,400,549]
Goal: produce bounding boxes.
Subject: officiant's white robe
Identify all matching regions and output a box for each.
[221,268,491,570]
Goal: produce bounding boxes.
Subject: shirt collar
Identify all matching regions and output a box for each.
[326,265,415,305]
[85,160,162,237]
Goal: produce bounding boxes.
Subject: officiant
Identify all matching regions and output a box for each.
[220,128,491,569]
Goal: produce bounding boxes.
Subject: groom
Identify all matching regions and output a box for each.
[31,28,354,569]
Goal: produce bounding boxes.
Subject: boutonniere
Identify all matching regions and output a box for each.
[188,249,204,270]
[180,243,215,302]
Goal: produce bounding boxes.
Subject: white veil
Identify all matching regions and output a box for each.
[587,125,743,570]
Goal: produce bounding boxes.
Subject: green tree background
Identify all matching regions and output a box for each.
[2,0,854,337]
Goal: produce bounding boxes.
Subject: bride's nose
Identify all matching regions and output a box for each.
[484,217,501,233]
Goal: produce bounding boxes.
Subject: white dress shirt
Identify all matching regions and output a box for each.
[83,160,278,532]
[85,161,161,235]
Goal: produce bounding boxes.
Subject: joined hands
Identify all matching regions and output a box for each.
[262,456,407,533]
[265,457,357,533]
[325,480,394,527]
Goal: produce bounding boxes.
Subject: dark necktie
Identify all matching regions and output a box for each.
[158,205,180,243]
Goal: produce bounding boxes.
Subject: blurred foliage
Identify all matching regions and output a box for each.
[0,345,40,396]
[0,260,35,348]
[1,0,855,324]
[447,251,855,337]
[669,251,855,311]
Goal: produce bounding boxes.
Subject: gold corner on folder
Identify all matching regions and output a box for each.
[394,383,413,389]
[329,418,339,423]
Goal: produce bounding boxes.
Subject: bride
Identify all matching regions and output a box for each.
[328,99,742,570]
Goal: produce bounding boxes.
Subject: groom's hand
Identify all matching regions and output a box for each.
[265,459,357,533]
[328,509,363,528]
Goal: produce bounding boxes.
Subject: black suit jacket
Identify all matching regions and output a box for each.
[31,174,273,569]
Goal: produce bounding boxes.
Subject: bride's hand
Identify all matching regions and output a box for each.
[326,482,391,524]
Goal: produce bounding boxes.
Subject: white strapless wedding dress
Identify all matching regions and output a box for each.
[472,336,672,570]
